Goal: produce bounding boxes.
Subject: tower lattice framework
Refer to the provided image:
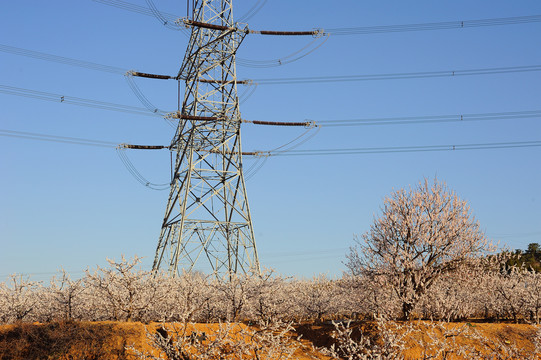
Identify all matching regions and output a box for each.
[152,0,259,277]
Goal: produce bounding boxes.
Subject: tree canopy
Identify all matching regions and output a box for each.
[346,178,491,319]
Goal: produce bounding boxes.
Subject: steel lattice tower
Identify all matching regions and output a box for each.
[152,0,260,277]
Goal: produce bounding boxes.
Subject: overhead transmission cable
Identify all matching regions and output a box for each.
[0,84,162,117]
[179,18,327,68]
[0,128,174,189]
[2,84,540,130]
[326,14,541,36]
[236,34,329,68]
[253,65,541,85]
[93,0,268,32]
[2,129,539,156]
[313,109,541,127]
[0,126,272,184]
[0,45,174,119]
[90,1,541,35]
[123,73,180,126]
[266,126,321,155]
[124,74,167,116]
[238,82,258,104]
[0,129,117,148]
[237,0,268,22]
[269,140,541,156]
[92,0,326,68]
[143,0,187,32]
[116,146,170,190]
[244,156,268,181]
[3,44,541,84]
[104,59,541,86]
[92,0,185,32]
[0,128,171,189]
[0,44,126,74]
[3,82,541,132]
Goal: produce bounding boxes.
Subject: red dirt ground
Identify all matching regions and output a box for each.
[0,320,538,359]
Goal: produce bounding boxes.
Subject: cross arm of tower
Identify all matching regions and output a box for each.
[165,111,317,128]
[118,143,168,150]
[118,142,266,156]
[128,70,253,85]
[181,18,324,37]
[248,28,325,37]
[127,71,173,80]
[242,120,317,128]
[118,142,266,158]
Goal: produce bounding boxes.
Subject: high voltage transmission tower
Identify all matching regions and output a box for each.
[152,0,258,278]
[120,0,320,278]
[3,1,540,279]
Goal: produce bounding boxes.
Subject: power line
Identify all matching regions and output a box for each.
[116,146,170,190]
[3,84,540,130]
[3,128,540,157]
[92,0,182,28]
[327,14,541,35]
[90,1,541,36]
[0,84,162,117]
[237,0,268,22]
[143,0,186,31]
[236,34,330,68]
[124,74,168,116]
[254,65,541,85]
[269,140,541,156]
[0,129,118,148]
[4,83,540,133]
[0,44,126,74]
[1,128,258,189]
[314,110,541,127]
[3,44,540,85]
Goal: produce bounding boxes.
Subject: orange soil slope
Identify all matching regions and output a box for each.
[0,321,328,360]
[296,321,540,359]
[0,321,538,360]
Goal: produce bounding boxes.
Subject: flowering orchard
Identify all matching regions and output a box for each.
[1,254,540,325]
[1,179,540,358]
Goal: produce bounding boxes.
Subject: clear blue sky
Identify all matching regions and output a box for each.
[1,0,540,281]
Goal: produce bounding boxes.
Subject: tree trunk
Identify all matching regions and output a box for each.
[402,301,414,320]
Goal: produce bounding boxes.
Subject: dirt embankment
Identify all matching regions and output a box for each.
[0,321,538,359]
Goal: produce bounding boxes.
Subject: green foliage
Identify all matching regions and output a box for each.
[506,243,541,272]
